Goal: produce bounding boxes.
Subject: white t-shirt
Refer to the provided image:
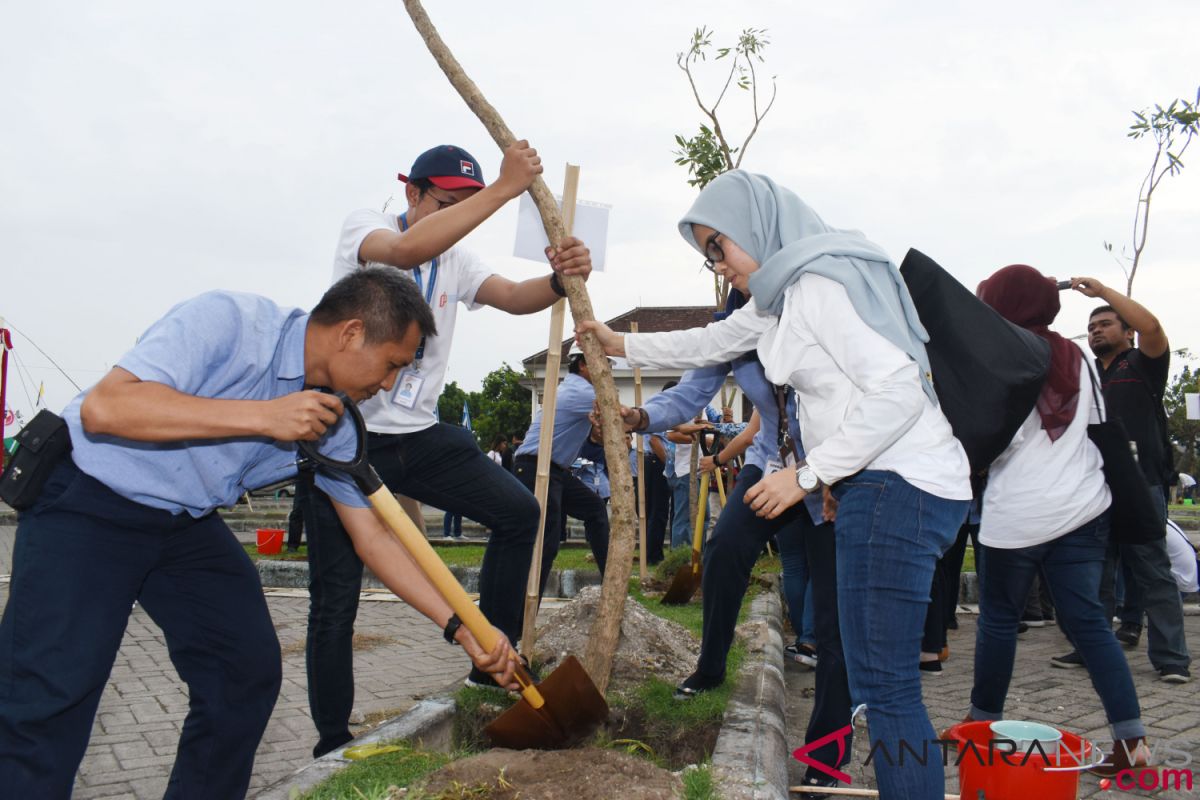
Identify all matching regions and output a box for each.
[331,209,495,434]
[673,441,693,478]
[487,450,503,465]
[979,354,1111,549]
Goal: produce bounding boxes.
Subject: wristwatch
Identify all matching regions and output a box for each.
[795,461,822,492]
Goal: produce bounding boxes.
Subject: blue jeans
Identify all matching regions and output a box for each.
[696,465,852,780]
[668,473,691,548]
[302,423,539,756]
[1099,485,1190,671]
[972,512,1145,740]
[780,529,815,644]
[0,459,281,800]
[833,470,968,800]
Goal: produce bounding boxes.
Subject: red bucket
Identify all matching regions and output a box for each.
[949,721,1095,800]
[256,528,284,555]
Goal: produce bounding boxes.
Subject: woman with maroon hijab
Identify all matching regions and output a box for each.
[964,264,1148,776]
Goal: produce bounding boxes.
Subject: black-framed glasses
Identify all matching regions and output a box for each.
[702,231,725,272]
[424,188,459,210]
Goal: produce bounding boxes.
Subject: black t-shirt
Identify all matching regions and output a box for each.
[1098,348,1172,485]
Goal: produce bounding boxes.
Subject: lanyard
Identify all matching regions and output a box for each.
[398,213,438,362]
[774,385,799,463]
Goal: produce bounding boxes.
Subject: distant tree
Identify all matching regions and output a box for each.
[472,364,533,451]
[435,380,471,429]
[673,25,777,307]
[1105,88,1200,297]
[1165,358,1200,477]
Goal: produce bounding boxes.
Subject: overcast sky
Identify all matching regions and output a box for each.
[3,0,1198,424]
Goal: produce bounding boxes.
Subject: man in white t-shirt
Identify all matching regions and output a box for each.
[301,141,593,757]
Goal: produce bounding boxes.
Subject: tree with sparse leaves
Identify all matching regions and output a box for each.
[673,25,777,306]
[1104,88,1200,297]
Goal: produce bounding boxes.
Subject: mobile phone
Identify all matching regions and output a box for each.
[1056,280,1072,290]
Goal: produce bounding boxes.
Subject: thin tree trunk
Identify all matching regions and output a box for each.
[402,0,636,694]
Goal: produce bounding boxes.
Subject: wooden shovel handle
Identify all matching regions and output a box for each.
[691,472,711,573]
[366,487,544,708]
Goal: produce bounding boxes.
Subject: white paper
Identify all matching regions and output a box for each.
[1186,392,1199,420]
[514,192,610,271]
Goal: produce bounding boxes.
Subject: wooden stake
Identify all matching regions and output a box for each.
[631,322,646,580]
[520,166,579,657]
[401,0,637,693]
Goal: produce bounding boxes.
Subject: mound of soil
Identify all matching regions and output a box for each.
[530,586,700,692]
[410,747,682,799]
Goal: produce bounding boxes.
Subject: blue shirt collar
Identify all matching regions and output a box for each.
[278,313,309,381]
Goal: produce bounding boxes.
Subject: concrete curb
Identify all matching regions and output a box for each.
[254,559,602,599]
[254,697,456,800]
[712,582,790,800]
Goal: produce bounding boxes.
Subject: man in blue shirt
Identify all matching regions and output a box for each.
[0,268,518,799]
[513,349,610,597]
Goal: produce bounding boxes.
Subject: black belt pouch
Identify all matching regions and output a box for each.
[0,409,73,511]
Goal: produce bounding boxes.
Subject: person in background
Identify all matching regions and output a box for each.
[967,264,1148,777]
[1050,278,1191,684]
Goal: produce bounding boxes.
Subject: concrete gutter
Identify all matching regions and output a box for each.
[712,583,790,800]
[254,697,456,800]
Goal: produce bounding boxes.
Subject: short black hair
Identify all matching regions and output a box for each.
[311,266,437,344]
[1089,305,1130,330]
[410,177,434,198]
[568,353,585,375]
[662,380,679,391]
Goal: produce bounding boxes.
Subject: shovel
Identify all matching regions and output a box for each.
[298,393,608,750]
[662,469,712,605]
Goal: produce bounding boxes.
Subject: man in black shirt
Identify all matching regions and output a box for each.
[1049,277,1191,683]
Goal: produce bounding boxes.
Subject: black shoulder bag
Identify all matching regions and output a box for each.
[0,410,73,511]
[1085,365,1165,543]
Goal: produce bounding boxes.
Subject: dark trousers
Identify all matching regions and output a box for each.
[694,464,851,780]
[642,455,670,564]
[0,458,281,800]
[513,456,609,594]
[302,423,539,756]
[287,472,310,550]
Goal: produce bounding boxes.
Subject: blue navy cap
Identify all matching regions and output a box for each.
[398,145,485,190]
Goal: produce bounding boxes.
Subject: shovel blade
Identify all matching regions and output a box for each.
[484,655,608,750]
[661,556,702,606]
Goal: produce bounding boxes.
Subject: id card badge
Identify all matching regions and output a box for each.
[766,444,797,476]
[394,369,425,410]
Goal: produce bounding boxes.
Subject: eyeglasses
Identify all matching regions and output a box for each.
[702,231,725,272]
[424,188,459,210]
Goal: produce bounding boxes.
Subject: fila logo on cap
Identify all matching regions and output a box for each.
[460,160,475,176]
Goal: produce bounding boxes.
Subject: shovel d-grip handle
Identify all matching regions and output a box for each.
[299,394,545,709]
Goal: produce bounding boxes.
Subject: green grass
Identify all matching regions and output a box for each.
[299,739,452,800]
[243,542,598,571]
[682,761,718,800]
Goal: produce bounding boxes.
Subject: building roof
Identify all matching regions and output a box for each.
[522,306,718,368]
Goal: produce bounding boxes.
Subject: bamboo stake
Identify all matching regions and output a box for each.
[520,166,579,658]
[401,0,637,693]
[631,322,647,580]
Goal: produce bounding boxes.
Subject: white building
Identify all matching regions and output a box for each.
[521,306,749,421]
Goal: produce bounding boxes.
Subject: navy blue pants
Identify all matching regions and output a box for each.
[301,423,539,757]
[0,458,281,800]
[512,456,609,593]
[694,464,852,781]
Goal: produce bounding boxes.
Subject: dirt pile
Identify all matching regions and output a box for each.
[530,586,700,690]
[410,747,682,799]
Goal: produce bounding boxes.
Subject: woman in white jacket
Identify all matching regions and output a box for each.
[580,171,971,799]
[968,264,1147,776]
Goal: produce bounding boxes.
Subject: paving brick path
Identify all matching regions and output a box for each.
[785,611,1200,799]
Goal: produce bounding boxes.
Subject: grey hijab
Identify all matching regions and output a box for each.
[678,170,935,402]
